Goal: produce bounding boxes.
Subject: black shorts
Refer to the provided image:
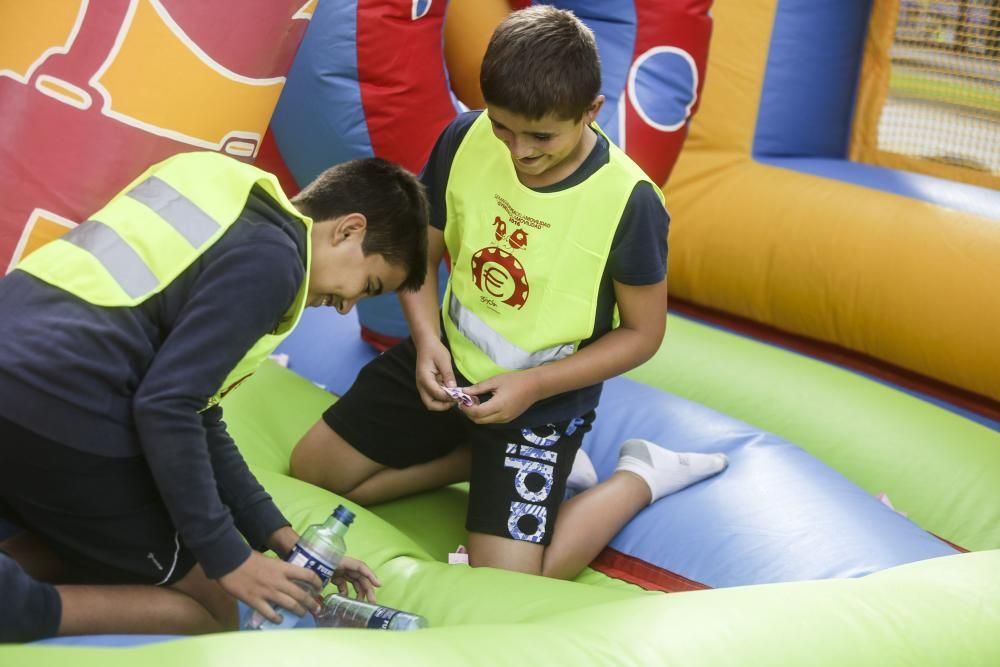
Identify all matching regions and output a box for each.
[324,339,594,546]
[0,416,196,586]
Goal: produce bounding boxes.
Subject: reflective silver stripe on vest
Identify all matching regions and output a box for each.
[448,293,574,370]
[126,176,220,248]
[62,220,159,299]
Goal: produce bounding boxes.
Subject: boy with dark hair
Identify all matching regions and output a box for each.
[291,6,726,578]
[0,151,428,642]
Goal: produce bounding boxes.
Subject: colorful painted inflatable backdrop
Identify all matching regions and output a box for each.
[0,0,315,273]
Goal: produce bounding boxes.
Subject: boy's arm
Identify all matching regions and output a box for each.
[131,236,303,578]
[201,405,295,556]
[462,277,668,424]
[398,226,458,410]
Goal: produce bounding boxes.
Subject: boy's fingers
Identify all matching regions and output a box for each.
[421,391,454,410]
[276,591,311,619]
[438,364,456,387]
[418,379,452,406]
[362,566,381,587]
[344,559,380,584]
[285,562,323,590]
[256,599,283,624]
[283,578,321,614]
[463,402,501,423]
[471,413,502,425]
[464,380,494,396]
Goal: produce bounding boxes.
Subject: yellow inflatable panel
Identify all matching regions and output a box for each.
[668,155,1000,402]
[93,0,284,153]
[0,1,84,82]
[443,0,510,109]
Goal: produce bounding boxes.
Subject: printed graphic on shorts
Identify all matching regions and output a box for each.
[521,425,561,448]
[504,456,554,503]
[507,501,548,543]
[504,424,560,543]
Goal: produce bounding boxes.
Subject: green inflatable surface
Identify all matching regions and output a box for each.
[5,316,1000,665]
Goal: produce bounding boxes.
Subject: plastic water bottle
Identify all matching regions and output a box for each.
[316,593,428,631]
[243,505,355,630]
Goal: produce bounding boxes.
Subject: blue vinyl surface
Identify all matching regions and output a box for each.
[278,307,957,588]
[758,156,1000,222]
[269,0,371,187]
[753,0,872,159]
[588,377,956,587]
[34,635,181,647]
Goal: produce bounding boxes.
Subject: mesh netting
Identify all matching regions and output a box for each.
[877,0,1000,176]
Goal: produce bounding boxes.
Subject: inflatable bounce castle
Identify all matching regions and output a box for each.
[2,0,998,664]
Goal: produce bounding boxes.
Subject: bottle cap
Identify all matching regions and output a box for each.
[332,504,356,525]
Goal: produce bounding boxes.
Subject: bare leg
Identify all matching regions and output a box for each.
[467,471,650,580]
[57,565,237,636]
[540,471,650,579]
[291,419,470,505]
[467,533,543,575]
[347,447,471,506]
[3,531,237,635]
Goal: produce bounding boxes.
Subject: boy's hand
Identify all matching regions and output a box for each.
[331,556,382,602]
[218,550,322,624]
[414,339,458,411]
[461,371,541,424]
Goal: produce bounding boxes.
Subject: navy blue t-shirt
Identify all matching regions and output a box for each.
[421,111,669,427]
[0,187,305,579]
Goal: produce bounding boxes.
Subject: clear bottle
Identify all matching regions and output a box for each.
[243,505,355,630]
[316,593,428,631]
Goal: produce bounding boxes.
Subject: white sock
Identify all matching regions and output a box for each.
[566,447,598,493]
[616,438,728,504]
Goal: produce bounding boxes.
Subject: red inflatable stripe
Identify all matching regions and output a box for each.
[356,0,458,174]
[624,1,712,184]
[591,546,710,593]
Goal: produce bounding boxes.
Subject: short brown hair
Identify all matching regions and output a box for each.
[480,5,600,121]
[292,158,429,292]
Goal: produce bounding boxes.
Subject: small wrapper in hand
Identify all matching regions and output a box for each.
[440,385,477,407]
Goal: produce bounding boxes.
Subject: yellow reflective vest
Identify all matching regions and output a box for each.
[442,113,664,383]
[17,151,312,407]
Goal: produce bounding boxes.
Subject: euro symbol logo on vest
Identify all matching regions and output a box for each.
[471,246,529,309]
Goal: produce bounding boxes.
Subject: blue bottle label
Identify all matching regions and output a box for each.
[367,607,400,629]
[287,543,336,584]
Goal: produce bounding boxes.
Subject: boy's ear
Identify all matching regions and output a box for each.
[331,212,368,244]
[586,95,605,123]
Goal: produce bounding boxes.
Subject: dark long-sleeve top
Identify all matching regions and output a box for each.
[0,188,305,578]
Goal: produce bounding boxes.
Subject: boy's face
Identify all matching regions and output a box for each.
[486,98,603,187]
[307,214,408,314]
